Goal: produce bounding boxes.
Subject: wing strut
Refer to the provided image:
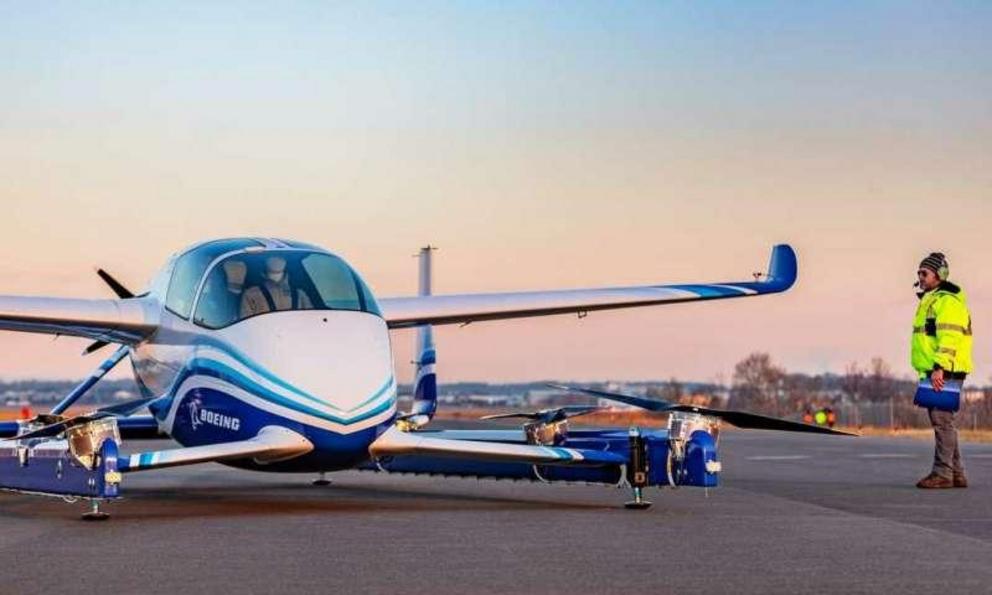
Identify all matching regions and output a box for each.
[50,345,129,415]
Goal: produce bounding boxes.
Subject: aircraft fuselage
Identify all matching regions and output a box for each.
[129,241,398,472]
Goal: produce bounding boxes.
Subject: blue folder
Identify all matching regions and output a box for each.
[913,378,962,412]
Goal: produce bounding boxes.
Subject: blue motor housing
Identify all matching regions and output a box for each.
[684,430,719,487]
[644,430,720,488]
[0,438,121,499]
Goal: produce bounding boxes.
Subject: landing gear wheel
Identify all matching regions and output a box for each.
[312,472,331,487]
[81,501,110,521]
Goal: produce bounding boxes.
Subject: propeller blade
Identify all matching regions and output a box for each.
[480,412,540,421]
[550,384,856,436]
[481,406,605,424]
[3,398,156,441]
[547,384,675,411]
[3,412,112,441]
[667,405,856,436]
[552,405,605,420]
[96,268,135,299]
[82,340,110,355]
[96,396,156,417]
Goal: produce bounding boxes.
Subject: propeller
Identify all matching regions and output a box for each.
[481,405,603,425]
[548,384,856,436]
[82,340,111,355]
[3,396,156,442]
[83,268,139,355]
[96,268,135,299]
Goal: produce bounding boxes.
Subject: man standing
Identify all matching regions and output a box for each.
[912,252,973,489]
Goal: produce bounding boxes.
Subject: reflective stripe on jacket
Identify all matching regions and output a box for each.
[911,282,973,376]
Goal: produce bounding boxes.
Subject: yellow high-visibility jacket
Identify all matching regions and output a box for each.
[911,281,973,376]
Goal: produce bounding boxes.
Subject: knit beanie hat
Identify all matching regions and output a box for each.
[919,252,949,279]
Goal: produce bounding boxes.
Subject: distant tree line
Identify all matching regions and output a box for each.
[0,379,140,406]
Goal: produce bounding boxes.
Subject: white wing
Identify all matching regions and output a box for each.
[0,295,157,343]
[121,426,313,472]
[379,244,797,329]
[369,426,625,466]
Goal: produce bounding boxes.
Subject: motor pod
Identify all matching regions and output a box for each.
[684,430,720,487]
[524,419,568,445]
[661,411,721,487]
[67,417,121,470]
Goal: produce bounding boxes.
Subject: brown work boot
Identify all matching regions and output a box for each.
[953,474,968,488]
[916,473,953,489]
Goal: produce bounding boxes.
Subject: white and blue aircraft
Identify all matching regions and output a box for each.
[0,239,847,519]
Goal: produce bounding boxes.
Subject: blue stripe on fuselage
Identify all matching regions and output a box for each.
[170,387,387,471]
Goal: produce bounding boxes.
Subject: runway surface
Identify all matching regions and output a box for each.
[3,430,992,594]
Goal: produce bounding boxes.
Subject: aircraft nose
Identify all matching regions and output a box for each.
[212,311,396,425]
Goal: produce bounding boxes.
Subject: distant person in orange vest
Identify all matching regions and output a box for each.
[802,408,813,424]
[19,405,31,420]
[825,407,836,429]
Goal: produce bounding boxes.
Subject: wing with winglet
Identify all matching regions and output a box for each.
[378,244,797,328]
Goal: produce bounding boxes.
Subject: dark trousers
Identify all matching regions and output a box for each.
[929,407,964,478]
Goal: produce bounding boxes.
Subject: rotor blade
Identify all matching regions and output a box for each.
[551,406,605,420]
[480,412,540,421]
[551,384,855,436]
[2,412,112,441]
[668,405,856,436]
[547,384,675,411]
[96,268,135,299]
[482,406,605,423]
[3,398,156,442]
[82,340,110,355]
[96,396,156,417]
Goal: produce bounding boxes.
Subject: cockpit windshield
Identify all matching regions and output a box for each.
[192,250,381,329]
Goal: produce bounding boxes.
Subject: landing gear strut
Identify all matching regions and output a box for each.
[624,427,652,510]
[312,472,331,487]
[625,486,651,510]
[81,500,110,521]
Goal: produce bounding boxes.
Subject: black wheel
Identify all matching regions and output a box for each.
[81,511,111,521]
[312,479,331,487]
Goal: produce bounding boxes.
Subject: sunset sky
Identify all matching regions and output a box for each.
[0,2,989,384]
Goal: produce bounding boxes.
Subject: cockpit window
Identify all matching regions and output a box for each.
[192,251,381,329]
[165,238,262,319]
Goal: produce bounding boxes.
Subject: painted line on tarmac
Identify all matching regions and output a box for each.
[745,455,810,461]
[858,454,915,459]
[966,453,992,459]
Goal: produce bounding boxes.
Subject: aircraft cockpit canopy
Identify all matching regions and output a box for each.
[164,240,381,329]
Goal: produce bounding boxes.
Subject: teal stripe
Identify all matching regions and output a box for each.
[140,452,154,467]
[547,447,575,461]
[188,359,395,425]
[194,338,393,414]
[195,338,342,409]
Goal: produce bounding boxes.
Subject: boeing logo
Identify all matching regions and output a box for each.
[199,409,241,432]
[188,400,241,432]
